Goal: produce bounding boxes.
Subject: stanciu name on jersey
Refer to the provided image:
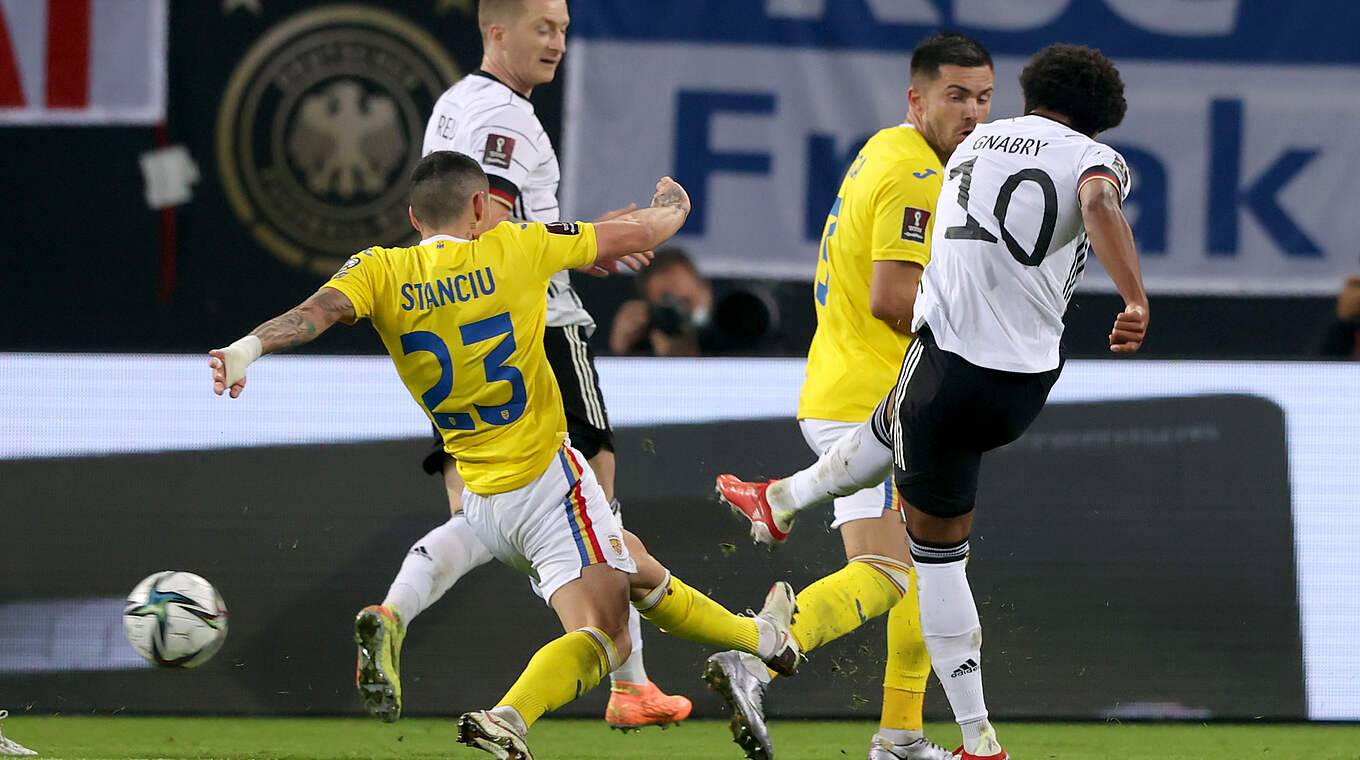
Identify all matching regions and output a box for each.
[400,267,497,311]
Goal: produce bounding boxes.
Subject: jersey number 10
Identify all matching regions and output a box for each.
[944,157,1059,267]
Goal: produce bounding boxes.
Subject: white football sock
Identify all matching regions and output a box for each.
[383,512,494,625]
[610,607,648,685]
[769,419,892,517]
[604,499,648,686]
[911,541,993,752]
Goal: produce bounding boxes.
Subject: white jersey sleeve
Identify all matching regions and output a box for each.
[422,73,591,331]
[423,86,545,214]
[1076,143,1132,203]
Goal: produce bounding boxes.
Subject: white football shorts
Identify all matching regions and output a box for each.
[462,444,637,606]
[798,417,901,529]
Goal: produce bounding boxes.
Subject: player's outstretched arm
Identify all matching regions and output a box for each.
[1080,178,1149,353]
[590,177,691,268]
[579,203,652,276]
[208,287,356,398]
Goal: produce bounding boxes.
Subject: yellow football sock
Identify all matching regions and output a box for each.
[882,570,931,730]
[881,687,926,731]
[496,627,613,729]
[787,556,908,654]
[635,575,760,652]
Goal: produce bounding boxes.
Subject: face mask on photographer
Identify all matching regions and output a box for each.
[645,264,713,335]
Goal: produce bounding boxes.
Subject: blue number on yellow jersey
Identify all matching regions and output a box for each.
[799,125,944,423]
[323,221,597,494]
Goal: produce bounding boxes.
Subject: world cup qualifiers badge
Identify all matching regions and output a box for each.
[217,6,461,276]
[901,206,931,244]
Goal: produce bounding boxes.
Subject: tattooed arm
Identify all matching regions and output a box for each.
[592,176,691,264]
[209,287,356,398]
[249,287,356,353]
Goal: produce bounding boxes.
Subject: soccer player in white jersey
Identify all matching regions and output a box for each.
[355,0,690,730]
[710,32,993,760]
[209,153,802,760]
[720,44,1147,759]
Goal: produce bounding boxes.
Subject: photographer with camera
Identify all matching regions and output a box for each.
[609,249,716,356]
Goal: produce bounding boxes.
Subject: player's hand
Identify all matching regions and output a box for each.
[592,203,637,223]
[650,176,691,216]
[578,252,654,277]
[209,349,248,398]
[580,250,654,277]
[1109,303,1149,353]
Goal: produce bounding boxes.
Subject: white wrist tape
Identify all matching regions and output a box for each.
[219,335,262,386]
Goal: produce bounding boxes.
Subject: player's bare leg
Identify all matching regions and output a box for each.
[587,447,693,730]
[905,505,1007,760]
[588,449,617,502]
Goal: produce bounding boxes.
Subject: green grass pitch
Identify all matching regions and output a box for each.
[3,716,1357,760]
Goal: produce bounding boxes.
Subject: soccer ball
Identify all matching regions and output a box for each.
[123,571,228,668]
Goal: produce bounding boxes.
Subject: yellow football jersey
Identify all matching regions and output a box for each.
[323,221,597,494]
[798,125,944,422]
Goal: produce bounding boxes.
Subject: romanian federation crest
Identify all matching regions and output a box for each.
[217,5,460,275]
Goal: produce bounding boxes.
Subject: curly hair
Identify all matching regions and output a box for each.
[1019,44,1127,137]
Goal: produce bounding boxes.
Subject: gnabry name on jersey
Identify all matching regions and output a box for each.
[400,267,497,311]
[972,134,1049,157]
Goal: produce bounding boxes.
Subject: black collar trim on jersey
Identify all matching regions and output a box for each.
[473,69,531,103]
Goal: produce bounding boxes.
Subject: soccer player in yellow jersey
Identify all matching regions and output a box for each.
[709,33,994,760]
[209,151,803,760]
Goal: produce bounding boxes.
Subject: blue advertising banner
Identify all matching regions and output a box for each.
[562,1,1360,294]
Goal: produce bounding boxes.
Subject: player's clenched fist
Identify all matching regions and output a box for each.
[1109,303,1149,353]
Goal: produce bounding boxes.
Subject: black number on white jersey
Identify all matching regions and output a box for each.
[995,168,1058,267]
[943,158,998,244]
[945,158,1059,268]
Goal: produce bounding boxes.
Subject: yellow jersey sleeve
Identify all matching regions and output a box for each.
[869,160,940,268]
[320,247,387,320]
[497,220,598,280]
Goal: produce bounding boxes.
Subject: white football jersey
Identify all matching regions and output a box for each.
[423,71,593,331]
[912,114,1130,373]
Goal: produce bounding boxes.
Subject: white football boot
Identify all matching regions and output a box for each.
[0,711,37,756]
[867,732,955,760]
[457,709,533,760]
[703,651,773,760]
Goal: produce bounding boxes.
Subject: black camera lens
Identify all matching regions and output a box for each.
[648,296,688,336]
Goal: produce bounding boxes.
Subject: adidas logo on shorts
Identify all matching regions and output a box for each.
[950,658,979,678]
